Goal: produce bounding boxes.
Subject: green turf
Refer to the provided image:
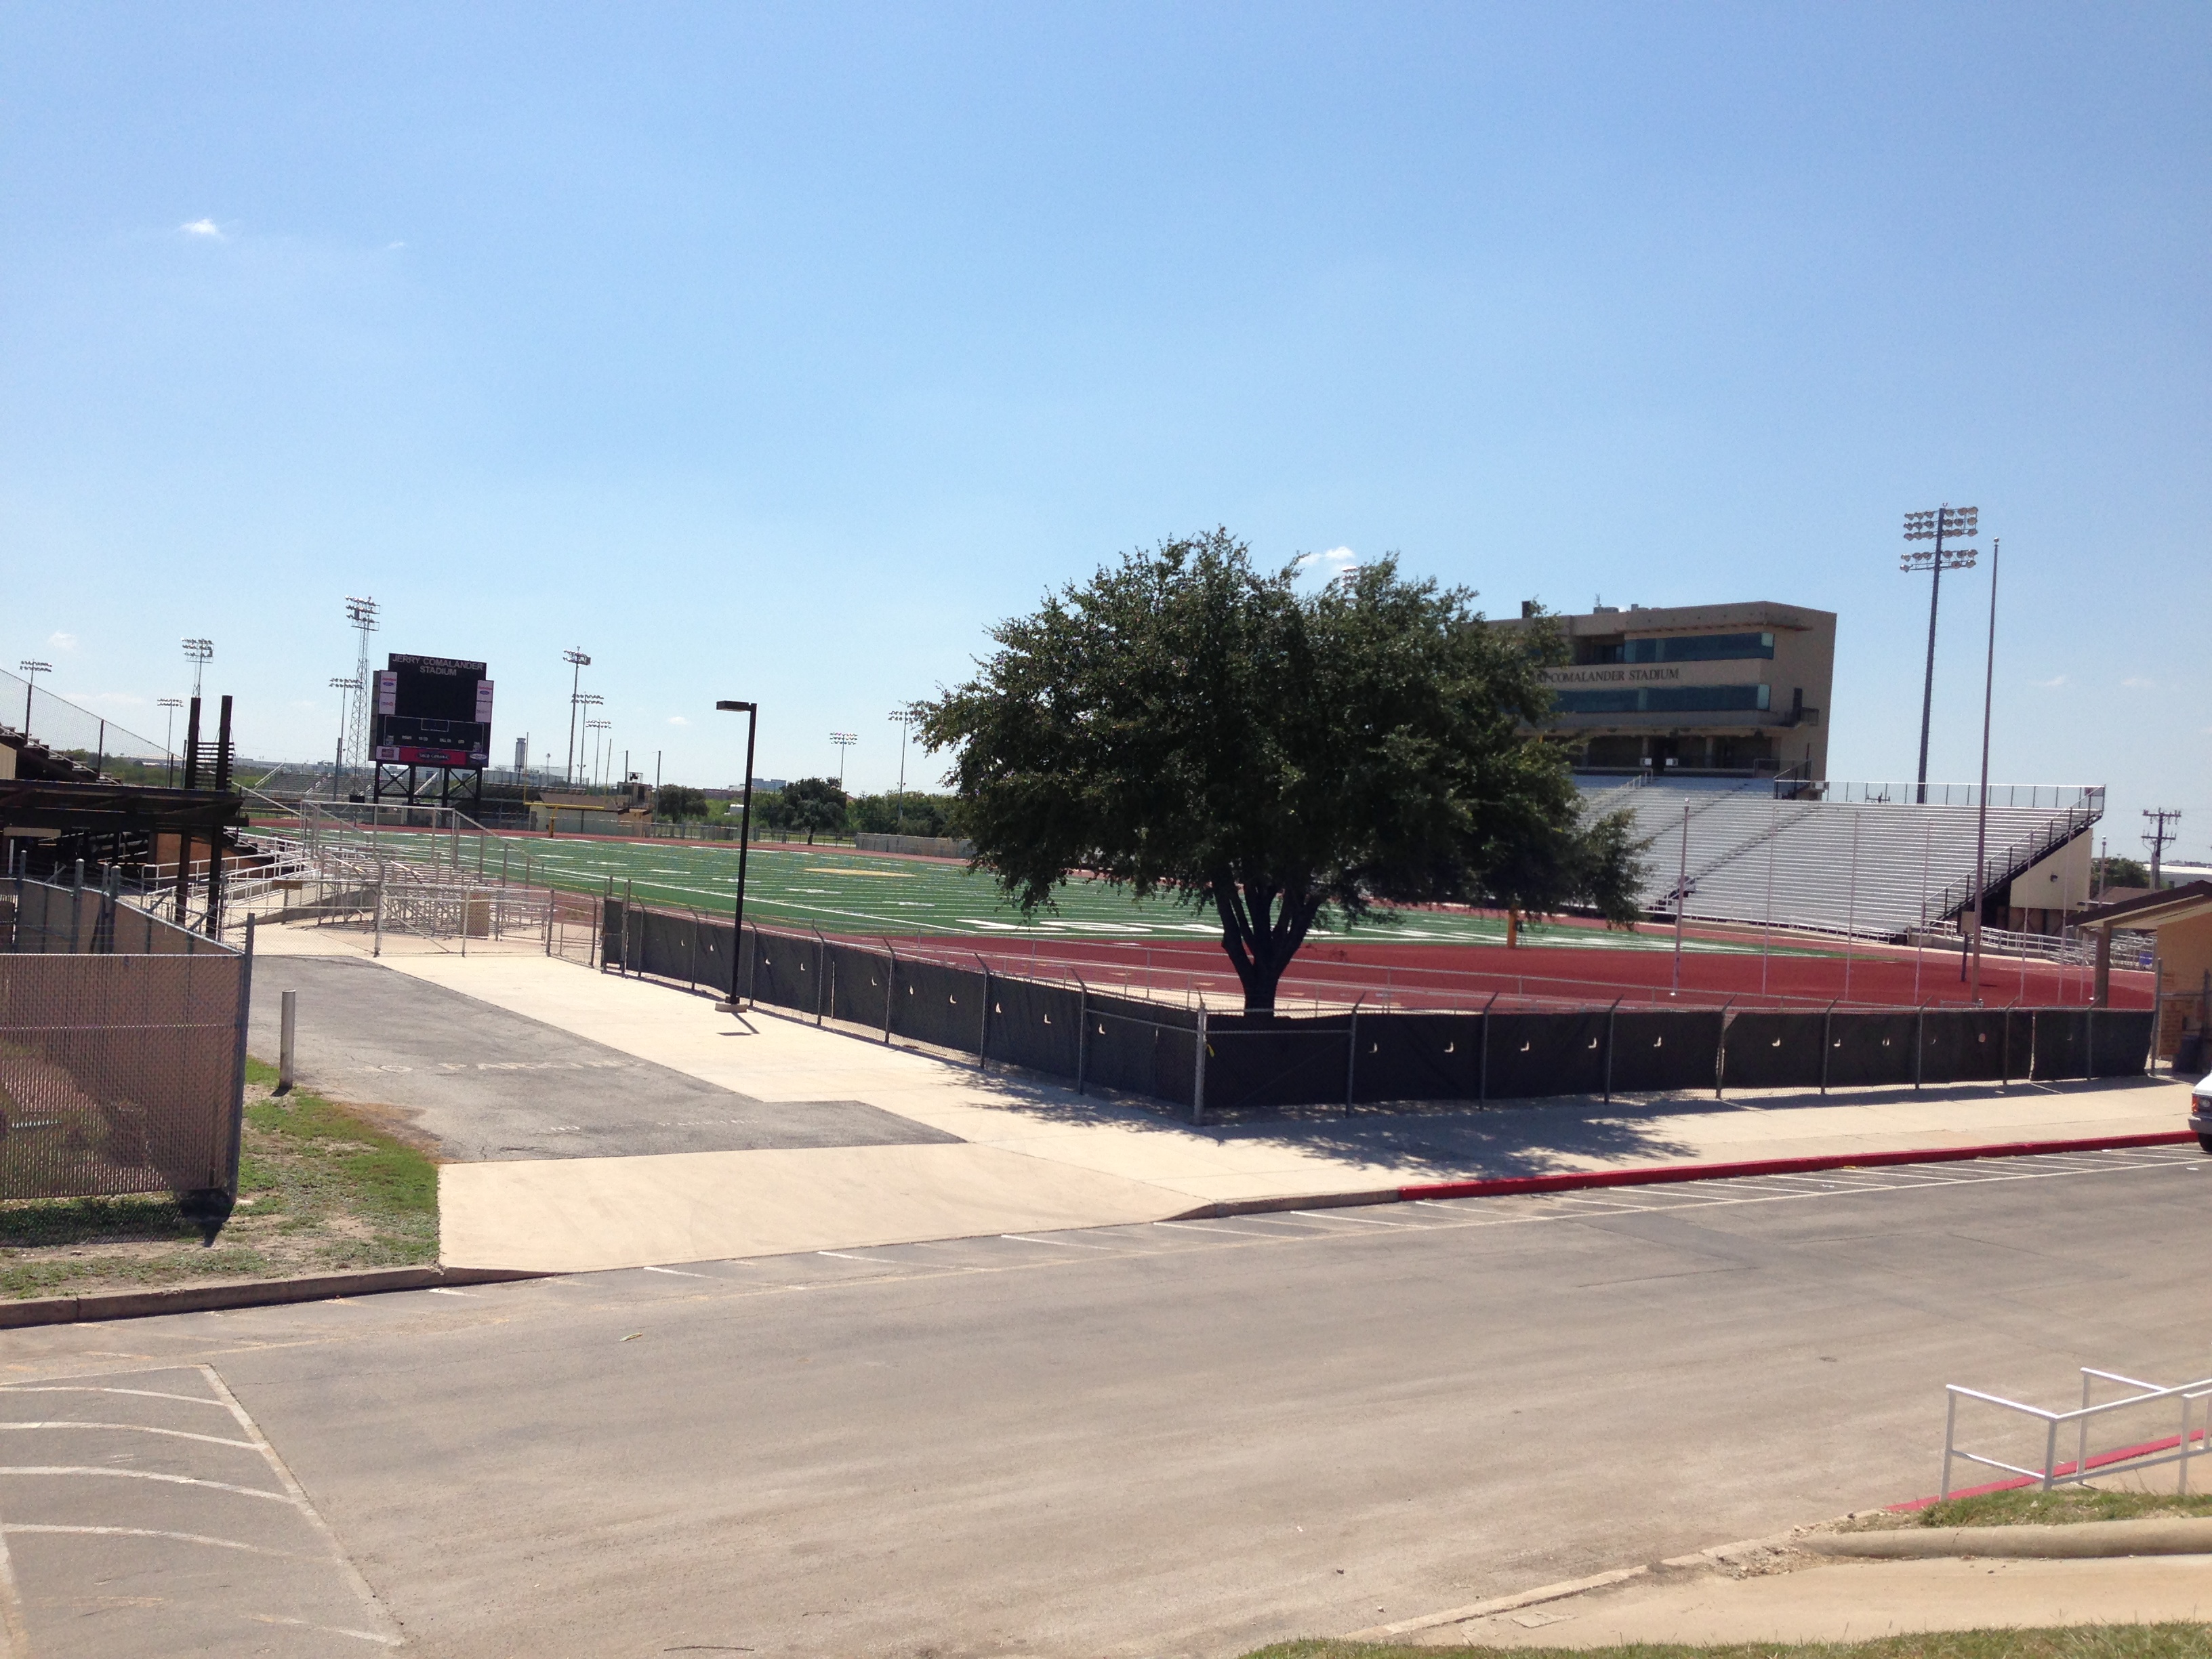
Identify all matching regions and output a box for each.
[343,827,1826,955]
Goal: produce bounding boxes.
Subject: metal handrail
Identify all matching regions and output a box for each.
[1942,1368,2212,1499]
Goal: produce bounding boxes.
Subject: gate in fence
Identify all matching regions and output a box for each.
[603,899,2156,1123]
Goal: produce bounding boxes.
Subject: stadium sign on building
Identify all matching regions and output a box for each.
[1499,600,1836,781]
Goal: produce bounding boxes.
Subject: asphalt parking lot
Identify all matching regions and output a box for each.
[243,954,958,1159]
[5,1143,2206,1658]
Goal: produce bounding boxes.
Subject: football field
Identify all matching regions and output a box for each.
[363,827,1814,956]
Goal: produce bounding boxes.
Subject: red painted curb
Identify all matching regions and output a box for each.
[1398,1130,2198,1203]
[1887,1427,2209,1511]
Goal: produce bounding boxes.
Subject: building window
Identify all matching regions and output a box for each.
[1553,684,1772,716]
[1620,632,1775,663]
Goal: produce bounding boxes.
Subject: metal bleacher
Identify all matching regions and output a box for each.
[1584,777,2102,942]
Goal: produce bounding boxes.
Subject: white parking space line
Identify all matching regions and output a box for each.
[0,1466,293,1500]
[0,1421,258,1450]
[1290,1209,1419,1227]
[816,1250,905,1264]
[641,1265,712,1277]
[1151,1221,1286,1239]
[1,1523,321,1561]
[1002,1233,1115,1250]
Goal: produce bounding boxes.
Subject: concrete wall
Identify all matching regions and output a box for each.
[2005,833,2094,930]
[2153,912,2212,1061]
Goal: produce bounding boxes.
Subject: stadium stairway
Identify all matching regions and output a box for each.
[1579,779,2102,941]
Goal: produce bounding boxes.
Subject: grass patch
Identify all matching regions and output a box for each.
[1845,1490,2212,1532]
[0,1057,438,1300]
[1245,1628,2212,1659]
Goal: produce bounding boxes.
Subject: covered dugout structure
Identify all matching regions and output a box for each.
[2077,880,2212,1071]
[605,900,2154,1122]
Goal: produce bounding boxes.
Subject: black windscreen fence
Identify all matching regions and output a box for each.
[600,901,2154,1121]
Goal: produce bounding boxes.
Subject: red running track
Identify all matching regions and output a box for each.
[859,929,2148,1012]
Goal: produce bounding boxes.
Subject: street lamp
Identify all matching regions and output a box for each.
[563,648,592,783]
[159,697,184,785]
[182,638,214,700]
[18,660,51,735]
[329,678,361,794]
[1900,505,1978,804]
[888,708,917,830]
[830,731,857,789]
[714,699,760,1011]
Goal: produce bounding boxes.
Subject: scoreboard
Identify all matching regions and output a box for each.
[371,654,493,769]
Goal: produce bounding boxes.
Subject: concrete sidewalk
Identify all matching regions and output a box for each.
[1393,1554,2212,1646]
[339,946,2200,1273]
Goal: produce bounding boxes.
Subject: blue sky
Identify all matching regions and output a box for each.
[3,3,2206,857]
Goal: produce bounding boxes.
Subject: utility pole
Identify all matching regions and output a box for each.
[2143,808,2182,890]
[1900,505,1979,804]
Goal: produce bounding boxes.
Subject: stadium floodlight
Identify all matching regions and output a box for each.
[328,677,361,792]
[182,638,214,700]
[159,697,184,785]
[888,708,918,830]
[343,598,378,775]
[585,717,612,791]
[562,647,593,784]
[17,660,51,737]
[1898,504,1978,804]
[830,731,858,788]
[714,700,761,1012]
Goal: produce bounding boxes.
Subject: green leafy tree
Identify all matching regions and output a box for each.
[655,784,709,821]
[781,777,848,844]
[915,529,1647,1013]
[848,791,963,838]
[2095,855,2151,891]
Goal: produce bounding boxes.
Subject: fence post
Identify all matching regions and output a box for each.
[2084,1004,2095,1080]
[1478,991,1496,1105]
[1914,1004,1925,1092]
[814,927,828,1025]
[279,989,297,1094]
[1820,1000,1837,1094]
[976,957,991,1068]
[883,940,898,1044]
[1076,979,1089,1094]
[1345,1000,1361,1109]
[1603,998,1620,1103]
[1193,1006,1208,1126]
[373,872,385,959]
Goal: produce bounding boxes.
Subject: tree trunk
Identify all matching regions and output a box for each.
[1212,876,1317,1016]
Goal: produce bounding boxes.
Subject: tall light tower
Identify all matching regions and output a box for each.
[1900,505,1978,804]
[329,677,361,792]
[571,693,602,787]
[344,596,378,774]
[182,638,214,701]
[562,647,592,783]
[18,660,51,735]
[586,718,611,791]
[830,731,857,789]
[159,697,184,785]
[888,708,916,829]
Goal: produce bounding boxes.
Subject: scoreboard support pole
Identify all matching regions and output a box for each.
[372,762,485,817]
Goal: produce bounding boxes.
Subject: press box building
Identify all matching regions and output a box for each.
[1498,599,1837,781]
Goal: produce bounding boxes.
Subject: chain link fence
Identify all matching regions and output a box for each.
[604,897,2155,1123]
[1,878,249,1210]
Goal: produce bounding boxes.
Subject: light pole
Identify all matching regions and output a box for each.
[159,698,184,786]
[569,693,601,790]
[1969,538,1999,1005]
[830,731,857,789]
[344,598,377,774]
[329,677,360,795]
[888,709,916,829]
[586,718,611,791]
[563,648,592,783]
[182,637,214,703]
[18,660,51,735]
[715,699,759,1010]
[1900,505,1978,804]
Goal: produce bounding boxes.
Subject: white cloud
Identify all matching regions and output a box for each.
[666,715,689,726]
[1294,546,1359,585]
[179,218,224,239]
[47,631,77,651]
[2121,676,2154,689]
[2033,674,2068,688]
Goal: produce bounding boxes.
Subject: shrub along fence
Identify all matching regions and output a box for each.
[602,899,2154,1124]
[2,877,251,1212]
